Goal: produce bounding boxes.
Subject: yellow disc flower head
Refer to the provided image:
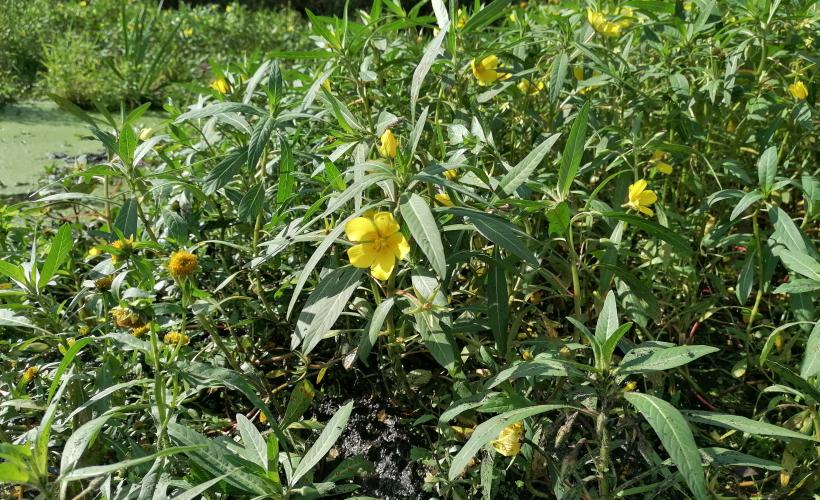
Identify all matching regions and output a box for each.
[210,78,230,94]
[131,324,150,338]
[168,251,199,278]
[434,193,454,207]
[517,79,545,95]
[22,366,39,383]
[110,237,135,264]
[164,331,190,345]
[491,421,524,456]
[623,179,658,217]
[471,55,509,85]
[377,129,398,158]
[345,212,410,281]
[788,81,808,100]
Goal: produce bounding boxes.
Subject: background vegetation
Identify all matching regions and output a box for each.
[1,0,818,499]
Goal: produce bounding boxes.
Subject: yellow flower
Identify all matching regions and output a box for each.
[573,65,584,80]
[110,237,135,264]
[22,366,39,383]
[444,169,458,181]
[131,324,150,338]
[623,380,638,392]
[788,81,808,100]
[377,129,398,158]
[456,9,468,29]
[623,179,658,217]
[164,331,190,345]
[321,78,331,92]
[111,306,142,328]
[655,161,673,175]
[521,350,533,361]
[88,247,101,258]
[58,338,76,355]
[345,212,410,281]
[182,27,193,38]
[226,4,233,12]
[259,411,268,424]
[168,251,198,278]
[434,193,454,207]
[210,78,230,94]
[138,127,154,141]
[509,12,517,22]
[491,421,524,456]
[471,56,509,85]
[587,9,623,37]
[94,276,113,291]
[517,79,545,95]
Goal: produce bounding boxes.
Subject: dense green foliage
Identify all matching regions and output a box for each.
[1,0,819,499]
[0,0,303,107]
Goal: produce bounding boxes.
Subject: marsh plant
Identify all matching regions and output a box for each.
[1,0,818,499]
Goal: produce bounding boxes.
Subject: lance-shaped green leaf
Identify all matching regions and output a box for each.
[400,193,446,279]
[801,320,820,379]
[486,259,509,354]
[685,411,819,442]
[617,345,719,375]
[595,290,619,342]
[448,208,539,267]
[410,22,448,119]
[290,401,353,486]
[39,224,73,288]
[498,133,561,195]
[601,212,694,256]
[294,266,363,355]
[756,145,777,192]
[558,101,590,200]
[624,393,708,499]
[358,297,395,363]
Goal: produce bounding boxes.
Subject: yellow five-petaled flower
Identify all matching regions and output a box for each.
[788,81,808,100]
[491,421,524,456]
[471,55,509,85]
[377,129,398,158]
[210,78,230,94]
[345,212,410,281]
[623,179,658,217]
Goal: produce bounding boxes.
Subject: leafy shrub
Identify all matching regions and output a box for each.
[1,0,819,499]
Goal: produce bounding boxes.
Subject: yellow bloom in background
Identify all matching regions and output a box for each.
[377,129,398,158]
[168,251,198,278]
[623,179,658,217]
[509,12,517,22]
[138,127,153,141]
[655,161,673,175]
[471,56,509,85]
[110,237,135,264]
[22,366,39,383]
[182,27,193,38]
[88,247,101,258]
[321,78,331,92]
[345,212,410,281]
[521,350,533,361]
[210,78,230,94]
[444,169,458,181]
[434,193,454,207]
[491,421,524,456]
[573,65,584,80]
[164,331,190,345]
[788,81,808,100]
[132,324,150,338]
[94,275,113,291]
[587,9,623,37]
[623,380,638,392]
[517,79,545,95]
[111,306,142,328]
[456,10,468,29]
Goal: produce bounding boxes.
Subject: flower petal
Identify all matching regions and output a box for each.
[372,212,400,238]
[370,249,396,281]
[637,190,657,206]
[345,217,377,242]
[638,205,655,217]
[481,55,499,70]
[628,179,647,199]
[388,232,411,260]
[348,243,377,269]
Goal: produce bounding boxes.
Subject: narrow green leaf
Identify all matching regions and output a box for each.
[756,145,777,191]
[595,290,619,342]
[548,52,568,104]
[624,393,708,499]
[291,401,353,486]
[238,183,266,222]
[358,297,395,363]
[39,224,73,288]
[400,193,446,279]
[410,21,448,119]
[601,212,694,256]
[800,320,820,379]
[685,411,819,442]
[294,266,363,355]
[558,101,590,200]
[449,208,539,267]
[236,414,267,471]
[498,133,561,195]
[281,380,316,430]
[486,259,509,353]
[618,345,719,375]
